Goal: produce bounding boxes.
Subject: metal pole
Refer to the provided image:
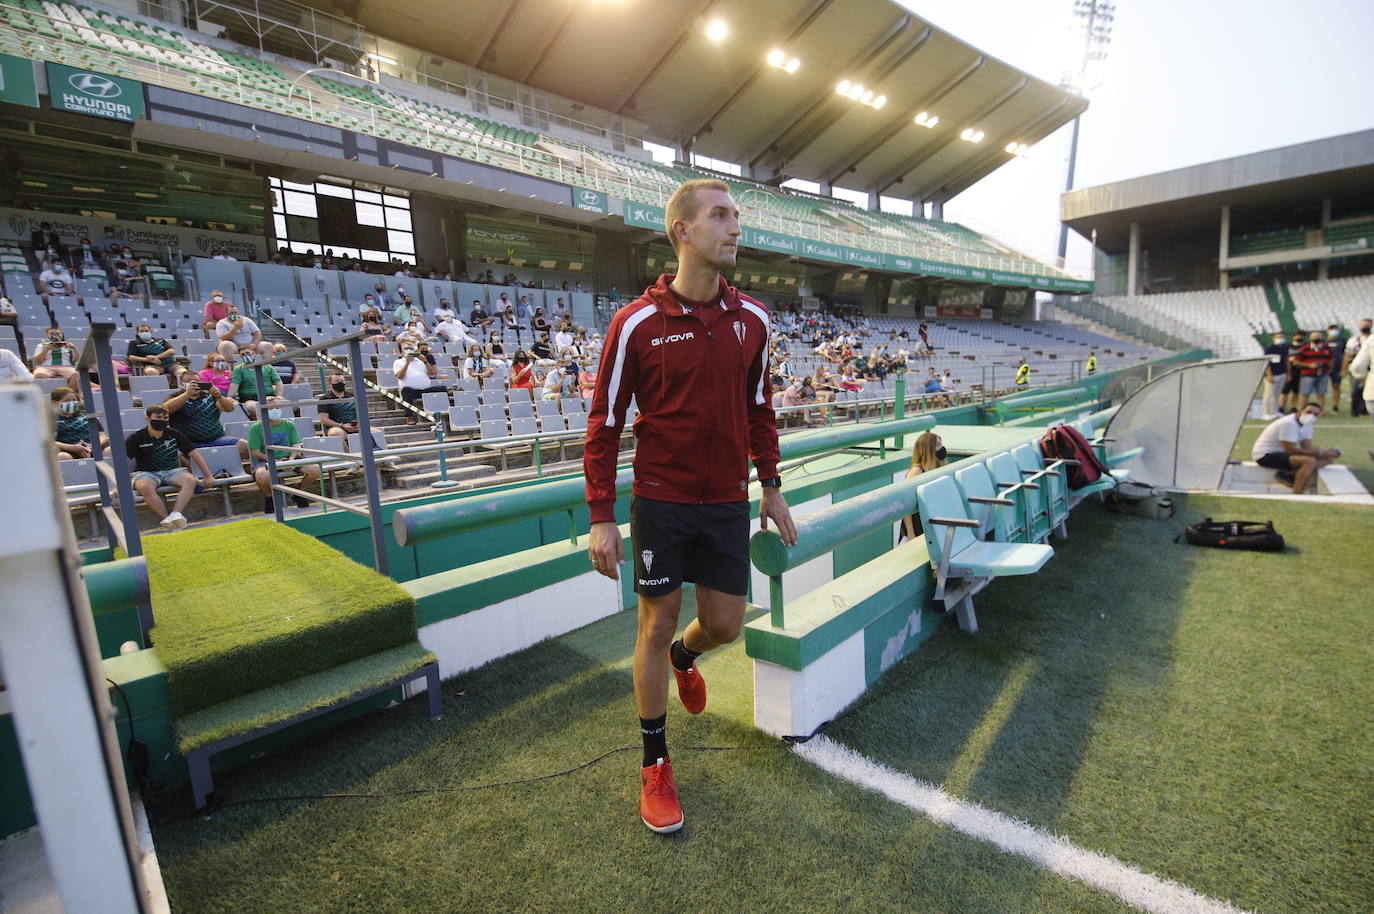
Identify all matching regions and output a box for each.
[1056,115,1082,264]
[255,362,285,523]
[432,421,460,489]
[349,337,389,575]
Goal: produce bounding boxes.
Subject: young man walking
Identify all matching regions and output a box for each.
[584,179,798,834]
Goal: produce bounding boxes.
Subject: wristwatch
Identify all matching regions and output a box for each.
[760,476,783,489]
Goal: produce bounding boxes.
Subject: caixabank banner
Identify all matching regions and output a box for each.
[45,63,145,123]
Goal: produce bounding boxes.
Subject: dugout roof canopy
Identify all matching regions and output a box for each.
[1061,129,1374,251]
[293,0,1085,203]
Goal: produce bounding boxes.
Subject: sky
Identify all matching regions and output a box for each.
[891,0,1374,275]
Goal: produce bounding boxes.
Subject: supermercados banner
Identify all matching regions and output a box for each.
[2,207,268,261]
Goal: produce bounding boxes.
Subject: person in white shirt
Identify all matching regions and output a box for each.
[461,344,493,382]
[393,342,449,423]
[554,323,574,354]
[0,347,33,383]
[432,301,457,325]
[1251,403,1339,493]
[541,359,568,401]
[211,247,237,261]
[39,262,81,305]
[215,305,261,349]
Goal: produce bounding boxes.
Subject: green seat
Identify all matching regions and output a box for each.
[984,452,1042,544]
[953,462,1026,543]
[1012,443,1068,538]
[916,475,1054,633]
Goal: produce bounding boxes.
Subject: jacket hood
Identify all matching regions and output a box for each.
[643,274,743,315]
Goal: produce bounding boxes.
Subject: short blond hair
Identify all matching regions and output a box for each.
[665,178,731,253]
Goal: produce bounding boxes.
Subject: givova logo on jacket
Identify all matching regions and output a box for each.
[650,332,695,346]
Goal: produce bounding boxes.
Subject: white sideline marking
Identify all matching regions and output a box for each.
[794,736,1251,914]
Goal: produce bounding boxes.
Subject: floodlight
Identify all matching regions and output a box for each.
[784,57,800,74]
[768,49,785,67]
[973,130,984,142]
[705,19,727,41]
[367,52,397,65]
[860,90,873,104]
[960,128,973,141]
[926,115,938,127]
[1006,142,1018,153]
[872,95,886,109]
[837,80,851,95]
[847,83,864,100]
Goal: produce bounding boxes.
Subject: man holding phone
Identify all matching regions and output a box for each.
[165,374,249,460]
[320,372,361,449]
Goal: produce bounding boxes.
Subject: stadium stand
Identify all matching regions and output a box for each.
[1071,287,1277,360]
[1288,274,1374,331]
[0,0,1076,282]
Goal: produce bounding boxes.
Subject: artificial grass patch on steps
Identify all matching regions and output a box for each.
[175,642,436,753]
[142,519,419,718]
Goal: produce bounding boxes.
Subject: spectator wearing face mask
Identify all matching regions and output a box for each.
[107,260,144,301]
[320,373,360,450]
[248,407,318,513]
[39,260,81,307]
[1293,329,1334,412]
[1261,332,1289,420]
[396,341,451,423]
[434,305,478,347]
[125,404,215,530]
[72,237,101,275]
[1324,326,1347,413]
[50,387,108,460]
[1252,402,1339,493]
[32,327,78,380]
[216,304,261,350]
[0,343,33,384]
[486,331,509,370]
[127,323,185,380]
[164,373,248,460]
[203,290,231,336]
[392,297,423,329]
[469,300,495,332]
[198,353,234,395]
[228,348,282,420]
[899,432,948,542]
[1280,331,1306,414]
[270,344,297,385]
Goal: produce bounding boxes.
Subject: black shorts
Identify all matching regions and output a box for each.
[1255,452,1293,470]
[629,496,750,597]
[1282,373,1301,395]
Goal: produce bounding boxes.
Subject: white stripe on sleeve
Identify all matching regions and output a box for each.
[740,301,770,406]
[604,304,657,428]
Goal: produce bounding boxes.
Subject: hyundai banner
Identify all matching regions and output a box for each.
[46,63,145,123]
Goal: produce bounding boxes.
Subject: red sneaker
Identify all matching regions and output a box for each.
[672,657,707,714]
[640,757,684,834]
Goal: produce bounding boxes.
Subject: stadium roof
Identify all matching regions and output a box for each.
[1061,128,1374,251]
[292,0,1086,203]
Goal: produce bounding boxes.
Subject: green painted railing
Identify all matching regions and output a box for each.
[986,387,1093,424]
[81,557,148,617]
[392,415,937,548]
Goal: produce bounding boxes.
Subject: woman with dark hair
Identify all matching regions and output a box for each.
[510,350,536,395]
[532,308,551,335]
[899,432,947,542]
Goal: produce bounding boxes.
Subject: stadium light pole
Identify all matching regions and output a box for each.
[1056,0,1115,267]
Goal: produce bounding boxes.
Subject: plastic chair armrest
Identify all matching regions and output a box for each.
[928,516,980,529]
[968,496,1014,506]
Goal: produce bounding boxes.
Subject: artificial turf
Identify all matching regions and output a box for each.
[143,495,1372,913]
[141,519,420,717]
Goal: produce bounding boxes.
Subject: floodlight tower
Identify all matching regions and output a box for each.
[1056,0,1115,265]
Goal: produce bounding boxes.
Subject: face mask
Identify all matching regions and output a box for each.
[82,244,90,251]
[240,353,256,364]
[213,295,223,303]
[1274,338,1285,346]
[227,312,239,319]
[138,331,152,340]
[149,418,169,431]
[1298,412,1317,426]
[213,360,227,370]
[935,446,948,461]
[331,382,346,393]
[267,409,283,422]
[58,400,81,416]
[50,334,62,341]
[116,269,128,276]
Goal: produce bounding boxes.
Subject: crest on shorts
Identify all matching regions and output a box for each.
[641,549,654,573]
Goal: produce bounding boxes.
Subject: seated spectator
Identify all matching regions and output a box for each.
[531,333,553,362]
[395,321,428,348]
[493,292,513,314]
[554,323,574,354]
[0,344,32,384]
[469,300,495,332]
[392,296,422,328]
[940,370,959,403]
[360,309,390,343]
[202,290,230,336]
[228,348,282,420]
[500,306,519,335]
[921,368,952,407]
[516,295,533,321]
[108,260,144,301]
[390,284,410,309]
[396,342,451,423]
[461,344,493,384]
[211,246,237,262]
[839,365,865,393]
[899,431,947,541]
[126,404,215,530]
[269,343,297,385]
[165,374,248,460]
[30,221,65,258]
[1251,403,1340,494]
[510,351,536,395]
[434,309,477,346]
[433,300,457,324]
[587,332,603,359]
[486,330,509,370]
[319,373,360,452]
[127,323,185,379]
[72,237,102,275]
[39,260,81,306]
[51,387,109,460]
[198,353,234,395]
[552,298,570,324]
[32,328,79,380]
[541,358,572,401]
[248,406,318,512]
[360,291,382,315]
[215,304,261,351]
[578,359,597,398]
[532,308,551,335]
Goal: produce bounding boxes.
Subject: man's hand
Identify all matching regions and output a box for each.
[201,472,217,490]
[588,521,624,580]
[760,487,798,547]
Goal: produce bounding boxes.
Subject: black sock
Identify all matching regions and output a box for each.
[640,714,667,767]
[670,638,701,673]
